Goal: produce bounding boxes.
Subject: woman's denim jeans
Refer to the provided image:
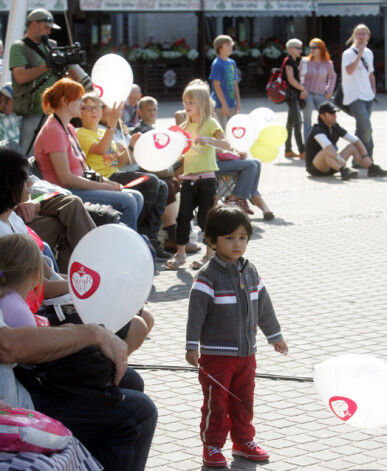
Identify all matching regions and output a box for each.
[70,188,143,231]
[348,99,373,158]
[216,158,262,199]
[302,92,326,141]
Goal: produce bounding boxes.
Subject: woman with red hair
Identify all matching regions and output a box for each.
[300,38,337,140]
[34,78,143,231]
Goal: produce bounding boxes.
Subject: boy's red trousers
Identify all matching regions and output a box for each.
[198,354,256,447]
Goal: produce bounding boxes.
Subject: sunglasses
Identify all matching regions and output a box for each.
[309,46,318,49]
[293,47,302,50]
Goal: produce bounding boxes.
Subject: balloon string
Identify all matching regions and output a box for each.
[199,366,242,402]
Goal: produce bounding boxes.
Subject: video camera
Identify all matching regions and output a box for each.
[41,35,93,91]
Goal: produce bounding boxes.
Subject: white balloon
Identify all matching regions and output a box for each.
[91,54,133,109]
[68,225,154,333]
[134,129,186,172]
[314,354,387,429]
[250,107,277,135]
[225,114,256,152]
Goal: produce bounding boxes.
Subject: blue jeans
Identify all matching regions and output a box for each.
[302,92,326,141]
[42,242,59,273]
[348,99,373,158]
[70,188,143,231]
[216,158,261,199]
[30,368,157,471]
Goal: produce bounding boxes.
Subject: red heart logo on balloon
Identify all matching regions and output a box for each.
[232,127,246,139]
[70,262,101,300]
[329,396,357,421]
[92,83,103,98]
[153,132,170,149]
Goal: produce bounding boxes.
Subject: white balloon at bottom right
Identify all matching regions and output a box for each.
[314,354,387,429]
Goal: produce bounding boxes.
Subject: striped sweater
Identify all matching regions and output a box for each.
[186,253,283,357]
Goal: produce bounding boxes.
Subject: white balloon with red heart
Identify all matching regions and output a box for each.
[314,354,387,429]
[68,224,154,333]
[225,114,256,152]
[91,53,133,109]
[134,129,186,172]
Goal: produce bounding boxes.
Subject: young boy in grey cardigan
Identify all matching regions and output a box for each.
[186,205,288,468]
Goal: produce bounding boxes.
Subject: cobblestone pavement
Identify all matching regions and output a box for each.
[129,95,387,471]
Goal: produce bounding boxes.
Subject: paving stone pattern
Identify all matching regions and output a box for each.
[129,96,387,470]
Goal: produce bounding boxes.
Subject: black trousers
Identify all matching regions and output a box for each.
[285,94,304,154]
[176,178,217,246]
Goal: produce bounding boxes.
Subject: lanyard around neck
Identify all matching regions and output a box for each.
[53,114,86,169]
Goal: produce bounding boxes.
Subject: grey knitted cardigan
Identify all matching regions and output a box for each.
[186,253,283,357]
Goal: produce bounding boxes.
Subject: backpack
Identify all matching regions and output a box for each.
[266,57,289,104]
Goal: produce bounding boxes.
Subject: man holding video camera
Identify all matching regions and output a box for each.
[9,8,60,156]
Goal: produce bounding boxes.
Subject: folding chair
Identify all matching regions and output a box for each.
[217,174,239,202]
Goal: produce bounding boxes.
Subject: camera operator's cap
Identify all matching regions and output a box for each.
[0,83,13,100]
[27,9,61,30]
[319,101,340,114]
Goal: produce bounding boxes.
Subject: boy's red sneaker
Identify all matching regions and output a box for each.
[203,445,227,468]
[232,441,270,461]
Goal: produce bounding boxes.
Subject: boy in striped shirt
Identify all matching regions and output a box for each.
[186,205,288,468]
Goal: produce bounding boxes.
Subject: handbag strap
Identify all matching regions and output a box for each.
[352,48,369,72]
[279,56,289,81]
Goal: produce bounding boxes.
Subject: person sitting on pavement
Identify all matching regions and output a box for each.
[77,92,170,260]
[305,101,387,180]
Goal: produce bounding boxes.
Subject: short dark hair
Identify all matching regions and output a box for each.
[0,149,28,214]
[204,205,253,244]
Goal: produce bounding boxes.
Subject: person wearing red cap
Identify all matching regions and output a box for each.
[9,9,61,156]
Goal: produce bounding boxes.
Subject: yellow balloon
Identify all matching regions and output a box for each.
[250,140,278,163]
[259,124,288,147]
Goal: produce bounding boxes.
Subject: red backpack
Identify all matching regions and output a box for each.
[266,57,289,104]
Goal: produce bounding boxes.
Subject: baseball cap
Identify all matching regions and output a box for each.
[318,101,340,114]
[0,83,13,100]
[27,9,61,30]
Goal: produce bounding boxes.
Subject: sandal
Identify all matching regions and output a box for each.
[190,256,211,270]
[164,253,186,270]
[263,211,275,221]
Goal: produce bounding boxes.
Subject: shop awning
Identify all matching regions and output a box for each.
[79,0,201,11]
[204,0,315,16]
[79,0,314,13]
[317,3,380,16]
[0,0,68,11]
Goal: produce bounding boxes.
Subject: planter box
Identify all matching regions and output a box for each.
[132,59,197,100]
